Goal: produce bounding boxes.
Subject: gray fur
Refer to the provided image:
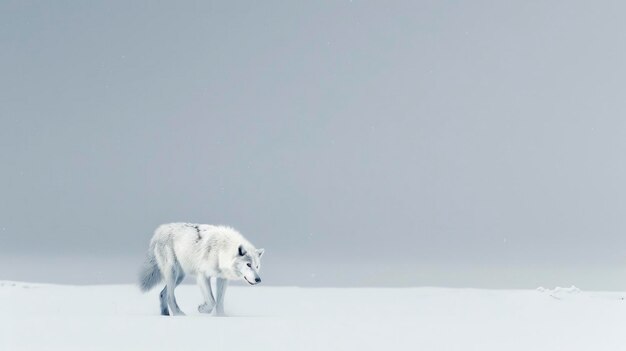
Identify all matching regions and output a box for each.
[159,287,169,315]
[138,244,162,292]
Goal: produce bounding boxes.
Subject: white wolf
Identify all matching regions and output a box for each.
[139,223,264,316]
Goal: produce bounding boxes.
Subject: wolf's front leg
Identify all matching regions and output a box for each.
[197,275,215,314]
[215,277,228,316]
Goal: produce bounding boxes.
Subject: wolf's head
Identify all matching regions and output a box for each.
[234,245,264,285]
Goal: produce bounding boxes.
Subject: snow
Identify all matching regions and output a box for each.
[537,285,583,296]
[1,281,625,350]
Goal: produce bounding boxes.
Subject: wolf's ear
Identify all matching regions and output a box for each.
[238,245,247,256]
[256,248,265,258]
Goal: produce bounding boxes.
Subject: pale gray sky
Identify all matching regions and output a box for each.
[1,1,626,289]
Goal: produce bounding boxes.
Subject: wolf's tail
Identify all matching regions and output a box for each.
[138,246,162,292]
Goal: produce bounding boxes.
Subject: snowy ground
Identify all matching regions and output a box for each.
[1,281,625,350]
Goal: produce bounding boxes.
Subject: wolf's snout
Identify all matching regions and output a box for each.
[255,277,261,284]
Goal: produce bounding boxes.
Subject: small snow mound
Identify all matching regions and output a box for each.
[0,281,19,287]
[553,286,581,294]
[0,280,38,288]
[537,285,581,294]
[537,285,582,299]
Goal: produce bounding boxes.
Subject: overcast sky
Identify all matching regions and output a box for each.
[1,1,626,289]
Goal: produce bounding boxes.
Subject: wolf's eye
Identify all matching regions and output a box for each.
[247,263,252,268]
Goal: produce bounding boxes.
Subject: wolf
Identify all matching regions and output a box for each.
[138,223,264,316]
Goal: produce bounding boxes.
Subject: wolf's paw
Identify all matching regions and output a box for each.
[171,310,186,316]
[198,303,214,314]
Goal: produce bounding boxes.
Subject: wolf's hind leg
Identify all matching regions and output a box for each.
[166,281,184,315]
[175,270,186,286]
[159,287,169,315]
[197,275,215,314]
[164,266,185,316]
[215,277,228,316]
